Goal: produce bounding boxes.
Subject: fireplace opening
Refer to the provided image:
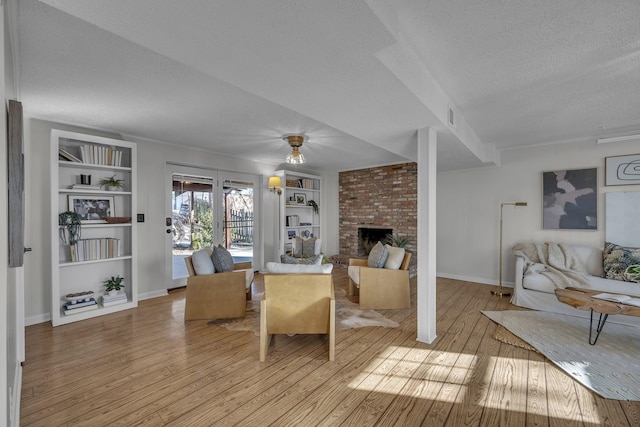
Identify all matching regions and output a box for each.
[358,227,392,256]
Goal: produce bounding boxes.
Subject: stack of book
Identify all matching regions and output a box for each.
[69,183,101,190]
[63,297,98,315]
[286,215,300,226]
[70,238,121,262]
[101,292,128,307]
[80,145,123,166]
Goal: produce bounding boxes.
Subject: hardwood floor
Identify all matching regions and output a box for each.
[21,267,640,426]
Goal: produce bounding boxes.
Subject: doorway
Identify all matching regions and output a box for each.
[166,165,260,288]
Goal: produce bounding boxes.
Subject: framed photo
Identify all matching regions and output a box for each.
[542,168,597,230]
[287,230,296,239]
[68,195,115,223]
[294,193,307,205]
[605,154,640,186]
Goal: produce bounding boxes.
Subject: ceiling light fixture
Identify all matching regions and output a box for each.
[284,134,306,164]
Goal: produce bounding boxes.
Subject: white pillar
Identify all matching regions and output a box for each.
[417,127,437,343]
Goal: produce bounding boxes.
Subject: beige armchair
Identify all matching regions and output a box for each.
[348,253,412,310]
[183,254,253,320]
[260,273,335,362]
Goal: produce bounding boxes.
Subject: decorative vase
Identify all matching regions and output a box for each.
[108,289,119,297]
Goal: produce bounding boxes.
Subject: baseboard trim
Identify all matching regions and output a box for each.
[138,290,169,300]
[26,313,50,326]
[436,272,514,288]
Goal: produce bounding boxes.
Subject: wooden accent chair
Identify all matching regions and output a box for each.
[183,253,253,320]
[348,252,412,310]
[260,273,335,362]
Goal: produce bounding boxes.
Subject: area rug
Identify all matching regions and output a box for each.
[483,310,640,401]
[208,286,399,335]
[492,325,537,353]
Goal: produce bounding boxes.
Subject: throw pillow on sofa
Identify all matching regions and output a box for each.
[368,241,389,268]
[603,241,640,281]
[384,245,406,270]
[212,245,234,272]
[281,254,322,265]
[294,236,318,257]
[192,249,215,275]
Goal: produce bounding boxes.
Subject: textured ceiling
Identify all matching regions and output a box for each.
[14,0,640,172]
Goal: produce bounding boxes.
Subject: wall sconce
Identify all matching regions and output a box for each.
[268,176,282,195]
[493,201,527,297]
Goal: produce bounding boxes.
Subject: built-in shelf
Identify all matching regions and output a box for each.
[51,130,138,326]
[276,169,322,256]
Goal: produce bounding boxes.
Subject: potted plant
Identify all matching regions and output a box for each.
[103,275,125,296]
[626,265,640,283]
[99,175,125,191]
[58,211,82,245]
[385,233,411,249]
[307,199,319,214]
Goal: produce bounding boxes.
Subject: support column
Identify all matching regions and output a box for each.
[417,127,437,344]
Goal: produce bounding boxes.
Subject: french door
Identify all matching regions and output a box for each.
[166,165,259,288]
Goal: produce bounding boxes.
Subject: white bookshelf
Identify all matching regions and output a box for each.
[275,169,321,256]
[50,130,138,326]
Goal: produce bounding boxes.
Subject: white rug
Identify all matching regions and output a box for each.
[483,310,640,401]
[209,286,399,335]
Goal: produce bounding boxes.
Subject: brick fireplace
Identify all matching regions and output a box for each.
[339,162,417,272]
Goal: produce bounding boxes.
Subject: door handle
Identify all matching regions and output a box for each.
[166,229,172,234]
[24,247,32,253]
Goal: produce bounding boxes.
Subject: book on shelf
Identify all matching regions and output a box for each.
[286,215,299,227]
[58,148,82,163]
[63,302,98,315]
[592,293,640,308]
[101,292,127,303]
[69,238,121,262]
[70,184,101,190]
[64,298,97,310]
[101,296,128,307]
[79,144,124,167]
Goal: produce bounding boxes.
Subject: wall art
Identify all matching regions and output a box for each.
[542,168,597,230]
[605,153,640,186]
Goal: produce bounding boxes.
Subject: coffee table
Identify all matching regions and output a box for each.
[555,287,640,344]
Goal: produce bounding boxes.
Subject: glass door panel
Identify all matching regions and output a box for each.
[171,175,215,281]
[222,179,254,263]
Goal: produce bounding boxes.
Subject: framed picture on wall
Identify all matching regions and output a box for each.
[542,167,597,230]
[605,154,640,186]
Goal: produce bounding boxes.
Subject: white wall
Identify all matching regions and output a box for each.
[23,119,305,325]
[322,172,340,256]
[437,138,640,286]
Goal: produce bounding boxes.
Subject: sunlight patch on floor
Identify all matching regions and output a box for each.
[347,347,478,402]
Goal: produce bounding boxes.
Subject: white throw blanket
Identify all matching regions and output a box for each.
[512,242,590,289]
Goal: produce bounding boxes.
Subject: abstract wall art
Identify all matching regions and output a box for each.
[542,168,597,230]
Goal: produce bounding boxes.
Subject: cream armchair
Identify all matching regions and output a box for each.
[260,273,335,362]
[183,252,253,320]
[348,252,412,310]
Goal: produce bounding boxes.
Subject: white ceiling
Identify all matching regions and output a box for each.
[14,0,640,173]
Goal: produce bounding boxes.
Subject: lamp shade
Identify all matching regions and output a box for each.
[285,148,305,164]
[267,176,282,190]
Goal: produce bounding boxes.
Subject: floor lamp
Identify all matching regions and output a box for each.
[492,201,527,297]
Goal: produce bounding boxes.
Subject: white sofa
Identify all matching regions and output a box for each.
[512,244,640,327]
